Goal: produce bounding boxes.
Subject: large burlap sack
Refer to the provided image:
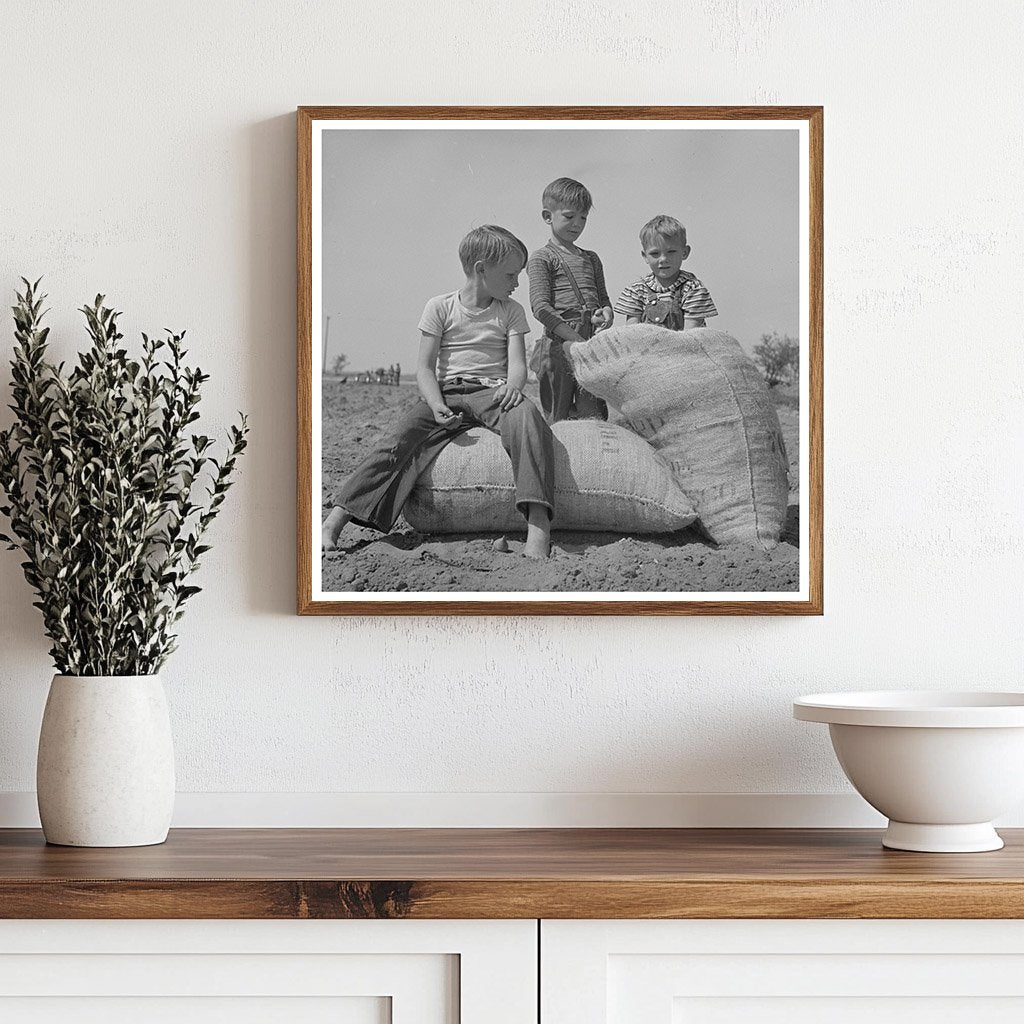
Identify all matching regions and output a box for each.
[567,325,789,547]
[404,420,697,534]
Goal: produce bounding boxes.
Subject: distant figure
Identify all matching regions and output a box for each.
[394,362,401,386]
[388,363,396,385]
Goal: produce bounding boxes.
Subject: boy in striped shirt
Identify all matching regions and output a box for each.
[614,215,718,330]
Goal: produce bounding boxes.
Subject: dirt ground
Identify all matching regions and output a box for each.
[320,380,800,594]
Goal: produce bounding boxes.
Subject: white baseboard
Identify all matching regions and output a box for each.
[3,791,1021,829]
[0,792,879,828]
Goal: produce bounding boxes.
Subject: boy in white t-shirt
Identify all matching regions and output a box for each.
[321,225,555,560]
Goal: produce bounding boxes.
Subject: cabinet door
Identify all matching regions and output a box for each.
[542,919,1024,1024]
[0,919,535,1023]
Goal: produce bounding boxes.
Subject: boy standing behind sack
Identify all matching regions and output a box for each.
[527,177,613,423]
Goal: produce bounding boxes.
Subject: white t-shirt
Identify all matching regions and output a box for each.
[418,292,529,385]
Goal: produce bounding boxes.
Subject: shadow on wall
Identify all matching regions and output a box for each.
[0,114,302,643]
[0,284,46,668]
[0,571,52,674]
[245,113,298,616]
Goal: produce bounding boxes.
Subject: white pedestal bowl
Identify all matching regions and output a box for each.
[793,691,1024,852]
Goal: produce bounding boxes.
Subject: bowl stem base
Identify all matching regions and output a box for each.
[882,821,1004,853]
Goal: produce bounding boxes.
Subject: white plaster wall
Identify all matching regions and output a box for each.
[0,0,1022,824]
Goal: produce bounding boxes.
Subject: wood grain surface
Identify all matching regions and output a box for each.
[2,827,1020,920]
[296,105,823,616]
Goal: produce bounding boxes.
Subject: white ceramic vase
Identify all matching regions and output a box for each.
[36,674,175,847]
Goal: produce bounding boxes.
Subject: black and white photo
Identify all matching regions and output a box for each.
[298,107,822,614]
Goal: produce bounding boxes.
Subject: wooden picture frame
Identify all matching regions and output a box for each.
[298,106,822,615]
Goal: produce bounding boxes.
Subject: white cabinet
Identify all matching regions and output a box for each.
[0,919,536,1024]
[8,916,1024,1021]
[542,920,1024,1023]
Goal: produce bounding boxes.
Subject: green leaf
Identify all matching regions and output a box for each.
[0,280,248,675]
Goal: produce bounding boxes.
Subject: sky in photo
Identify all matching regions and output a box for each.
[321,126,800,373]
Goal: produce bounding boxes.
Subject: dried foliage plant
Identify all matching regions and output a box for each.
[0,280,248,676]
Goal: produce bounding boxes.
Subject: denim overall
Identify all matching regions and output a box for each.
[638,281,686,330]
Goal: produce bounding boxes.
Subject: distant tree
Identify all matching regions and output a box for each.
[753,331,799,387]
[330,353,348,376]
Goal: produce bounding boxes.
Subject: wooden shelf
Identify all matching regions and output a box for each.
[2,828,1023,919]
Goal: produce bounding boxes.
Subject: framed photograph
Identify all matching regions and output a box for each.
[298,106,822,615]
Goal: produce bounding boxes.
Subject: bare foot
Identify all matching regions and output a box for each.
[322,506,351,552]
[523,503,551,560]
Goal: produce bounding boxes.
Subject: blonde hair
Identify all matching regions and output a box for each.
[640,214,687,248]
[458,225,528,274]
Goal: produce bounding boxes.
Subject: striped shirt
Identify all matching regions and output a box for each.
[614,270,718,324]
[527,243,611,335]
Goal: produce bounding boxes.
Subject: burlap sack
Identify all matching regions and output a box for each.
[566,325,789,547]
[404,420,697,534]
